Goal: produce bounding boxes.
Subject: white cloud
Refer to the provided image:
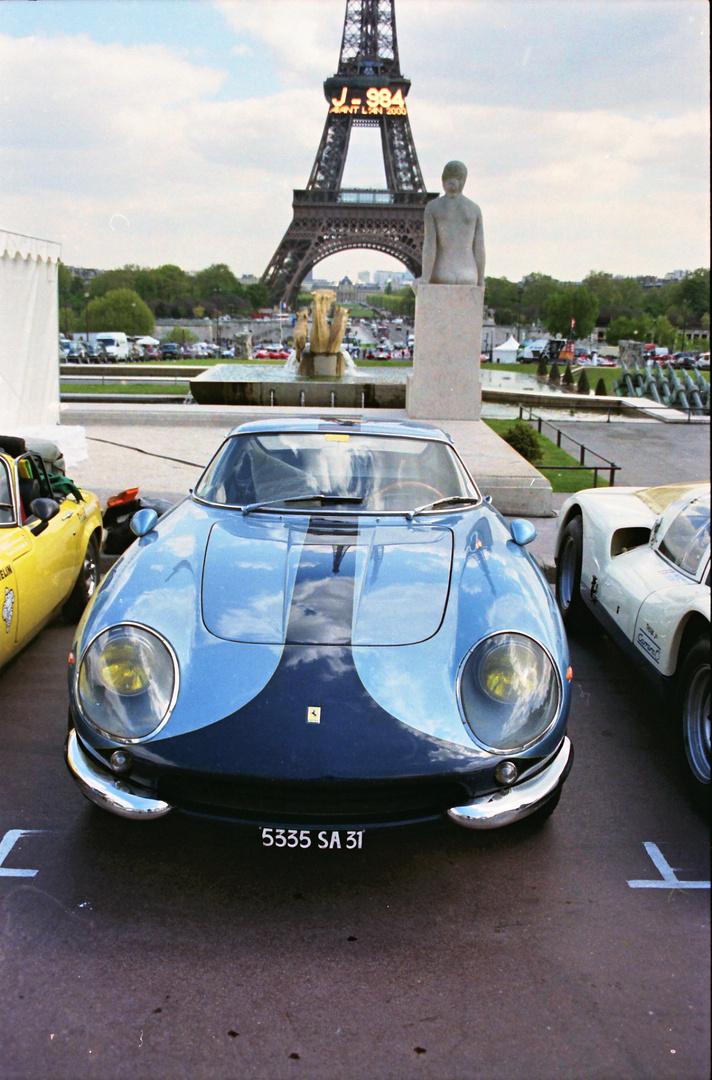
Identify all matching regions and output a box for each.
[213,0,344,85]
[0,0,708,281]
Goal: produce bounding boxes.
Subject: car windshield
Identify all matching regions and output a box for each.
[657,493,710,577]
[194,431,480,513]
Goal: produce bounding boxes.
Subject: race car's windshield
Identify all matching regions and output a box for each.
[194,431,480,513]
[657,493,710,578]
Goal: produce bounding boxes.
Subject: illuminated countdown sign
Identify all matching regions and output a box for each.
[329,86,407,116]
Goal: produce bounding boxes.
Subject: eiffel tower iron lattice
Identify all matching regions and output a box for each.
[261,0,437,307]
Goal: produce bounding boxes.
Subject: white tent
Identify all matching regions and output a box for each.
[0,230,61,428]
[493,335,520,363]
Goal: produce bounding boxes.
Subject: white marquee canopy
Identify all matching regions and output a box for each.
[0,230,62,430]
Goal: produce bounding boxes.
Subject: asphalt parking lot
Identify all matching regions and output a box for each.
[1,410,709,1080]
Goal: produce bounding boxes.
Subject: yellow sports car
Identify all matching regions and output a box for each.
[1,435,102,670]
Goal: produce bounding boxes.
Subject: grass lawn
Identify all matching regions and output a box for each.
[485,418,611,493]
[62,382,188,395]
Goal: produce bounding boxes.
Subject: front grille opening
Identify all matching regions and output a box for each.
[157,774,471,825]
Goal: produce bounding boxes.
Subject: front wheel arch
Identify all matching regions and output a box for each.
[63,530,101,623]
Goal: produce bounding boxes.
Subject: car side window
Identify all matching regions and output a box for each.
[0,459,15,525]
[657,497,711,578]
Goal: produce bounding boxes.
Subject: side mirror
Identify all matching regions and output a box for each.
[130,507,159,537]
[509,518,537,547]
[29,497,60,522]
[28,497,60,537]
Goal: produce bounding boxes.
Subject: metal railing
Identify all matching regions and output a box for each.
[517,405,620,486]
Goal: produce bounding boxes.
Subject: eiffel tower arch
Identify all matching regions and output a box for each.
[261,0,437,307]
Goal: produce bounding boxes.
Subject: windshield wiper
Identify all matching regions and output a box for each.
[242,493,363,515]
[406,495,481,521]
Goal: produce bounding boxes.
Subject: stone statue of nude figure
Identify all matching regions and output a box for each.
[418,161,485,287]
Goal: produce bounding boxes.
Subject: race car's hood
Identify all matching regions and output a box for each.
[201,515,454,647]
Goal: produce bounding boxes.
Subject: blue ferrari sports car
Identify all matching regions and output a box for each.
[66,417,573,841]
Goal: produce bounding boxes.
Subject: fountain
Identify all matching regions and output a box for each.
[189,289,406,409]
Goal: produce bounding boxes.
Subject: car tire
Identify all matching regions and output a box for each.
[676,633,710,815]
[63,534,100,622]
[555,516,592,632]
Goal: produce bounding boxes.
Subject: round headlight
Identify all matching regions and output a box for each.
[77,624,178,742]
[459,633,560,752]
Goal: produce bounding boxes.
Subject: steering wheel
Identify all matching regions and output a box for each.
[374,480,443,507]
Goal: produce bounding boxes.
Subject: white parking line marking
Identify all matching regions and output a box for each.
[627,842,710,889]
[0,829,44,877]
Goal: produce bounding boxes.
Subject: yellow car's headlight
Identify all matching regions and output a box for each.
[459,633,560,752]
[77,624,178,741]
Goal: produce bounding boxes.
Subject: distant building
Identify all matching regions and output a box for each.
[664,270,690,282]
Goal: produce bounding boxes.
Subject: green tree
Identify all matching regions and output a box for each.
[652,315,676,349]
[88,266,137,299]
[245,282,271,311]
[678,268,710,321]
[86,289,154,334]
[484,276,519,307]
[153,264,190,302]
[521,272,558,326]
[193,263,242,303]
[58,263,87,324]
[544,286,599,339]
[166,325,198,344]
[133,268,161,302]
[605,313,653,346]
[642,278,679,318]
[583,271,645,321]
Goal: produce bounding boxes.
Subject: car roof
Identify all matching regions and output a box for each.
[225,416,454,443]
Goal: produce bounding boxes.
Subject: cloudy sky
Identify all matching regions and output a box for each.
[1,0,709,284]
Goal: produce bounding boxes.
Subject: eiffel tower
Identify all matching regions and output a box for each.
[261,0,437,307]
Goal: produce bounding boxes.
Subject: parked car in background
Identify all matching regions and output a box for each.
[0,435,103,671]
[95,332,129,361]
[159,342,181,360]
[83,342,107,362]
[65,341,87,362]
[555,482,710,812]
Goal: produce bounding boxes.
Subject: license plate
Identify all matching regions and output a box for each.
[259,826,364,851]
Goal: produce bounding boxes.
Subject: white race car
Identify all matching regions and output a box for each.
[555,482,710,812]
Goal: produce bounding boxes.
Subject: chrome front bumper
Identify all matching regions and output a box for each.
[66,729,173,820]
[447,737,573,830]
[66,727,572,829]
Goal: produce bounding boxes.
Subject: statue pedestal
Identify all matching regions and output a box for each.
[406,284,483,420]
[297,352,345,377]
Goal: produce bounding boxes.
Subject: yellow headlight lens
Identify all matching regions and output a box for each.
[98,642,151,695]
[479,641,542,703]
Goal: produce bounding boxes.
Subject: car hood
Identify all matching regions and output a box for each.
[201,515,454,647]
